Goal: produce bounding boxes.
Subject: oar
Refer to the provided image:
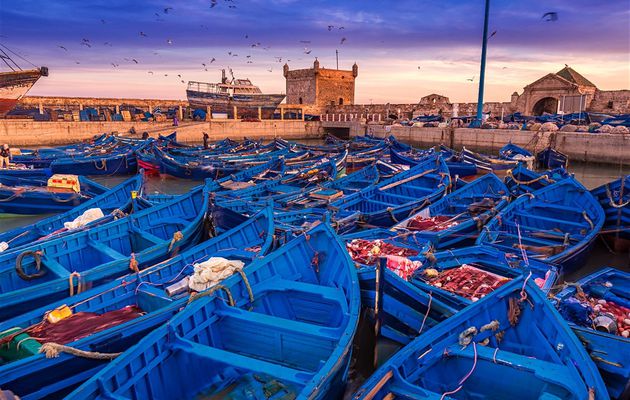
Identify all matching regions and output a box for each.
[378,169,438,191]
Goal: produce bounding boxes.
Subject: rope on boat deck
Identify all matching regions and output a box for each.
[385,207,399,224]
[94,159,107,171]
[506,169,553,186]
[0,188,26,202]
[605,183,630,208]
[167,231,184,253]
[418,292,432,335]
[439,342,478,400]
[68,272,84,296]
[187,284,235,306]
[303,233,320,273]
[582,211,594,231]
[235,268,255,310]
[39,342,121,360]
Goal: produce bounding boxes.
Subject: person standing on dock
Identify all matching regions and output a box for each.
[203,132,209,149]
[173,116,179,126]
[0,144,11,169]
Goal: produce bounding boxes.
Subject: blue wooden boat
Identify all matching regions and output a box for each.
[555,267,630,399]
[410,245,557,309]
[50,147,138,176]
[0,206,274,400]
[0,174,143,253]
[0,167,52,187]
[342,229,457,344]
[498,142,534,165]
[591,175,629,241]
[353,275,609,400]
[65,222,360,400]
[390,147,477,178]
[330,154,451,228]
[477,177,605,273]
[394,173,510,249]
[0,185,210,321]
[0,176,109,215]
[505,165,570,197]
[537,146,569,169]
[462,146,520,173]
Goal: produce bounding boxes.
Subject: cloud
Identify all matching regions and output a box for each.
[0,0,627,102]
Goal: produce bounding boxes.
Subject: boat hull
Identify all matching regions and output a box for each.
[0,69,43,117]
[186,89,285,117]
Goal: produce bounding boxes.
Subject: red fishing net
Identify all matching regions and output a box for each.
[346,239,419,265]
[424,264,510,301]
[25,305,144,345]
[406,215,458,231]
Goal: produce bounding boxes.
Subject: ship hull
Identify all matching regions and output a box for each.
[0,69,43,117]
[187,90,286,118]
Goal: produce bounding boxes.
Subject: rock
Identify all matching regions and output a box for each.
[559,124,578,132]
[597,124,613,133]
[540,122,559,132]
[612,125,629,134]
[528,122,542,131]
[576,126,589,132]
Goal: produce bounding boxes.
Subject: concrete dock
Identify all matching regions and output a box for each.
[1,119,628,166]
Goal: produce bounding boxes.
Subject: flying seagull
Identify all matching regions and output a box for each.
[166,39,173,45]
[164,7,173,13]
[542,12,558,21]
[132,59,139,64]
[148,71,154,74]
[466,76,475,81]
[488,30,497,39]
[210,0,217,8]
[340,37,347,44]
[327,25,334,31]
[210,57,216,63]
[57,45,68,51]
[140,31,148,37]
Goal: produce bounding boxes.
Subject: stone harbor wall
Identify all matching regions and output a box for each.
[0,120,323,147]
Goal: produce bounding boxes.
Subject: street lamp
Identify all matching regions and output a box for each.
[470,0,491,128]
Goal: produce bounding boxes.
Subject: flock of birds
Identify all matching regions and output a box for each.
[50,3,560,85]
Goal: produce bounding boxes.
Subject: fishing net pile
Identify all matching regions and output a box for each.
[346,239,422,280]
[406,215,458,231]
[421,264,510,301]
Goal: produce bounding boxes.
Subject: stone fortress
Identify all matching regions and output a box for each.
[283,61,630,119]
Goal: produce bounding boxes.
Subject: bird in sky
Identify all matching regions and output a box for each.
[327,25,334,31]
[417,66,421,69]
[148,71,154,74]
[210,0,217,8]
[542,12,558,21]
[304,49,312,54]
[103,42,112,46]
[340,37,347,44]
[274,56,282,62]
[202,63,206,67]
[267,68,273,72]
[132,59,139,64]
[338,26,345,30]
[81,42,92,48]
[488,30,497,39]
[57,45,68,51]
[247,61,253,64]
[210,57,216,63]
[139,31,148,37]
[111,63,118,68]
[164,7,173,13]
[75,61,81,64]
[100,19,106,24]
[245,34,248,39]
[177,74,182,78]
[228,5,236,8]
[166,39,173,45]
[466,76,475,81]
[82,38,90,43]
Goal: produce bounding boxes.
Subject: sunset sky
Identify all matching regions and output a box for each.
[1,0,628,103]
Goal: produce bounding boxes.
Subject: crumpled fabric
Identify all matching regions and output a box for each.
[188,257,245,292]
[63,208,105,230]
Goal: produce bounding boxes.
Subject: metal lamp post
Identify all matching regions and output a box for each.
[471,0,491,128]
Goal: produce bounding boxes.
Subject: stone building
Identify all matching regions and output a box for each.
[283,59,358,109]
[511,66,598,115]
[322,65,630,120]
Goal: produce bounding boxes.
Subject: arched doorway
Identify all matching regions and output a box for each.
[532,97,558,115]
